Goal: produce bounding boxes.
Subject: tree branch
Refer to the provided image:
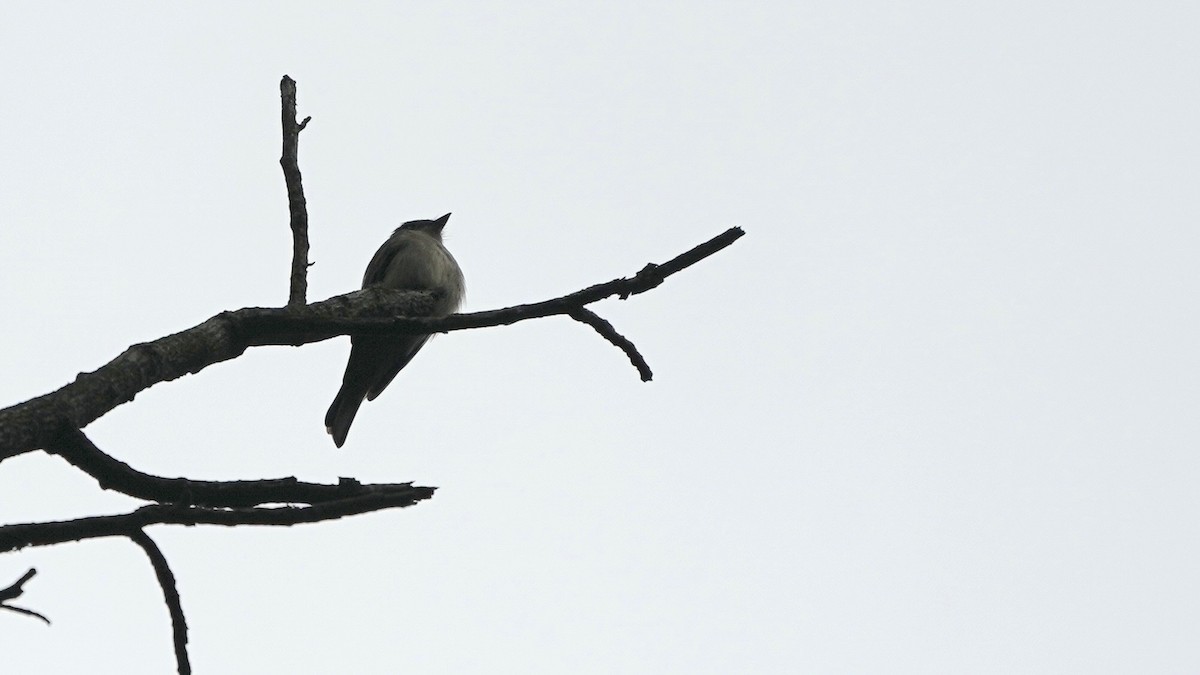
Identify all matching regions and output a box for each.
[0,567,36,602]
[280,75,311,307]
[42,427,432,509]
[0,288,436,463]
[128,531,190,675]
[568,308,653,381]
[0,227,743,463]
[0,487,435,554]
[0,567,50,625]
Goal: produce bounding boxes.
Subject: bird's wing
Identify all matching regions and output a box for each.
[362,234,410,287]
[365,335,431,400]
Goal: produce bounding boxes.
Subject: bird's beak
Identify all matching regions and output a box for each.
[434,213,452,231]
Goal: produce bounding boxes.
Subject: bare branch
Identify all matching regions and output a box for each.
[42,428,429,508]
[0,227,744,463]
[0,568,50,625]
[0,567,37,602]
[128,531,190,675]
[0,489,435,554]
[0,603,50,624]
[568,308,653,381]
[280,75,310,307]
[0,289,436,462]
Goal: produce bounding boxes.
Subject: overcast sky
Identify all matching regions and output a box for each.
[2,2,1198,673]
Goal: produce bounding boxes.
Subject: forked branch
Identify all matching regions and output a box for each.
[0,567,49,625]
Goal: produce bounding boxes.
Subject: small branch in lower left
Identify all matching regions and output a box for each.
[0,567,50,625]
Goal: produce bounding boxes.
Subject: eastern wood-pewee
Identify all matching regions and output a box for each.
[325,213,465,447]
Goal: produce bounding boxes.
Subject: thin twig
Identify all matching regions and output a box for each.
[128,531,190,675]
[280,75,310,307]
[568,308,653,381]
[0,603,50,624]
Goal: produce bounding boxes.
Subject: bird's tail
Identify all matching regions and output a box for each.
[325,385,366,448]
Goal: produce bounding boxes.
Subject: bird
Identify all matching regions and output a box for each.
[325,213,465,447]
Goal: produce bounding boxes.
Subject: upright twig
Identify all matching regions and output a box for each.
[280,75,311,307]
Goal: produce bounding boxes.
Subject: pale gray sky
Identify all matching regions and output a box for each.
[2,2,1198,673]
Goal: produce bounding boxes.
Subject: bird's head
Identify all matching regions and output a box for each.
[397,213,451,241]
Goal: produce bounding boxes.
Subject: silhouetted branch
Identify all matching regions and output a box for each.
[0,486,434,554]
[569,308,653,381]
[0,227,744,464]
[280,75,311,308]
[0,567,49,625]
[42,428,423,509]
[0,567,36,602]
[0,288,437,463]
[128,531,190,675]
